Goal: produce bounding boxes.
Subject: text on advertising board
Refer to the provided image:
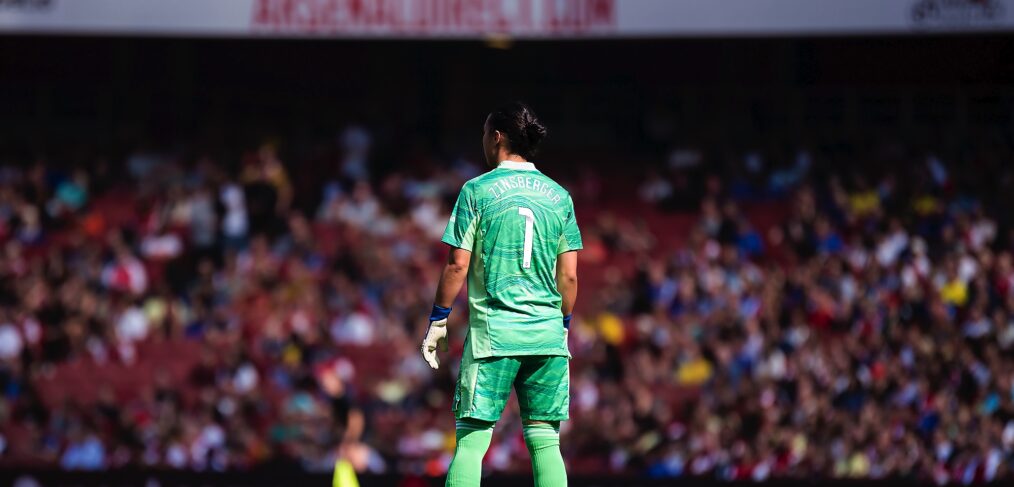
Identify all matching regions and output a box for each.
[251,0,616,34]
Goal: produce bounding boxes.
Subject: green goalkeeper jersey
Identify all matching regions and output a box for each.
[442,161,582,359]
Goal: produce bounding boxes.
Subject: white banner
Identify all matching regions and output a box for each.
[0,0,1011,37]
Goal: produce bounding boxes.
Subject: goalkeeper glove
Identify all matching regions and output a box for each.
[421,305,450,370]
[563,314,572,342]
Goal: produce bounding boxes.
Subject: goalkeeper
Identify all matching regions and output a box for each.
[421,102,581,487]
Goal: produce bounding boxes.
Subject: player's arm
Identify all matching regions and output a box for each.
[557,195,582,331]
[557,250,578,330]
[423,180,477,370]
[421,247,470,370]
[435,247,471,308]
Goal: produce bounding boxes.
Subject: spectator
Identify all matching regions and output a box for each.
[2,135,1014,483]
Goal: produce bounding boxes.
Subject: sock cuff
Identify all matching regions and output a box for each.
[455,419,495,432]
[523,422,560,441]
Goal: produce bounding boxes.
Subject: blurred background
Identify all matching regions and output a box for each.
[1,1,1014,486]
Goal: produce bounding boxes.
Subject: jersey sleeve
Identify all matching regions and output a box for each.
[557,195,583,254]
[441,181,479,251]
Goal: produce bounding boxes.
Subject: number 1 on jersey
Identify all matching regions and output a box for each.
[518,207,535,269]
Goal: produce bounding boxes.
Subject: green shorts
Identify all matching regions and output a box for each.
[453,354,570,422]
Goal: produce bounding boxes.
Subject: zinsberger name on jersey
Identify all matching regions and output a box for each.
[487,174,564,204]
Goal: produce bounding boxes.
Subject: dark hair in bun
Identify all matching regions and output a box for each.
[488,101,547,160]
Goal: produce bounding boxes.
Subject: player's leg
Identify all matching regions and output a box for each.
[447,355,521,487]
[515,356,569,487]
[446,418,495,487]
[521,420,565,487]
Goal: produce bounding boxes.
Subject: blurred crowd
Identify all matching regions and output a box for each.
[2,127,1014,484]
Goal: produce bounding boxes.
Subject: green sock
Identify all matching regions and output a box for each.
[446,418,495,487]
[523,422,567,487]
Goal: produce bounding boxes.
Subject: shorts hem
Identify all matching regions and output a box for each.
[454,411,502,423]
[520,414,569,422]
